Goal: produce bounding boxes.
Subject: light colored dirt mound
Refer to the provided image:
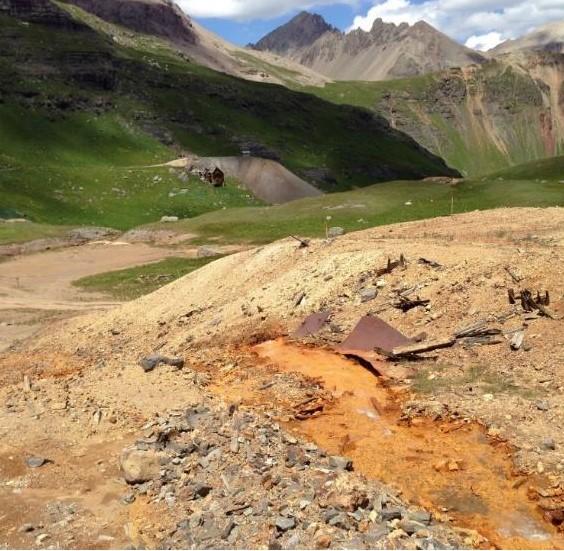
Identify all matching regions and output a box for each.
[14,207,564,468]
[190,156,323,204]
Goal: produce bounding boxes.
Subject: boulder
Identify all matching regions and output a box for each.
[120,448,165,484]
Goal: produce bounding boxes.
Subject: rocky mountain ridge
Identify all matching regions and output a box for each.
[251,12,485,81]
[492,20,564,55]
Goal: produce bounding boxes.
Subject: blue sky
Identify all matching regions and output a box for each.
[177,0,563,52]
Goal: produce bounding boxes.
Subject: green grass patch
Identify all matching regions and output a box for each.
[0,6,458,234]
[412,364,539,399]
[0,222,71,245]
[143,172,564,246]
[73,256,221,300]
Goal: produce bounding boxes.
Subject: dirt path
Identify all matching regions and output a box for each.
[0,241,187,352]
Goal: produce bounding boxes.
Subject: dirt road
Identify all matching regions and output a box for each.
[0,241,184,352]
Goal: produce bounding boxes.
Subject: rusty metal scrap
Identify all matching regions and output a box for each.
[418,258,442,269]
[292,311,331,339]
[376,254,406,277]
[337,315,412,355]
[394,296,430,312]
[508,288,554,318]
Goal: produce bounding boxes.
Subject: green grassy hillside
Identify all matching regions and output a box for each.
[0,2,458,230]
[144,156,563,245]
[304,61,564,177]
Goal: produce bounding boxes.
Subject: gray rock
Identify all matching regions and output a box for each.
[323,508,340,523]
[160,216,179,223]
[398,518,427,535]
[535,400,550,411]
[328,513,349,529]
[360,287,378,303]
[275,516,296,532]
[197,246,221,258]
[26,456,48,468]
[18,523,35,533]
[329,455,353,471]
[222,520,236,539]
[542,437,556,450]
[192,482,213,499]
[121,493,136,505]
[327,227,345,238]
[381,507,403,521]
[407,510,432,525]
[230,436,240,454]
[66,227,119,242]
[139,355,185,373]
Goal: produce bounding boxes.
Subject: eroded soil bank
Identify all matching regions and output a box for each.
[252,339,564,549]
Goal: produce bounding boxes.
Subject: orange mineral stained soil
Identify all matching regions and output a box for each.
[254,339,564,550]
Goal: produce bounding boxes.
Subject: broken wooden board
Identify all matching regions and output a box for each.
[292,311,331,339]
[389,337,456,358]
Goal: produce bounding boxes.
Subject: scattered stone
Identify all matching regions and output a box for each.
[360,287,378,303]
[327,227,345,238]
[120,448,165,484]
[408,510,432,525]
[381,507,403,522]
[535,400,550,411]
[542,438,556,451]
[114,403,462,549]
[35,534,50,545]
[328,455,353,471]
[121,493,136,505]
[197,246,221,258]
[275,516,296,532]
[26,456,48,469]
[139,355,184,373]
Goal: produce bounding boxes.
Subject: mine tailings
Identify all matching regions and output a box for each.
[254,339,564,550]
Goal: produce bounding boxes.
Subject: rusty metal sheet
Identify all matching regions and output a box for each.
[292,311,331,339]
[337,315,412,354]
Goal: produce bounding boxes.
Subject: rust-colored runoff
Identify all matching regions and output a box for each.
[254,340,564,550]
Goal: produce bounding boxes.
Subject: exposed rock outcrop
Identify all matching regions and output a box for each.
[63,0,197,46]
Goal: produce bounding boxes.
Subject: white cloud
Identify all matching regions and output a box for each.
[348,0,564,47]
[465,32,504,51]
[176,0,356,20]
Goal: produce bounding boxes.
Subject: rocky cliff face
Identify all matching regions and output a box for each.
[63,0,197,46]
[251,11,337,54]
[0,0,81,26]
[252,13,485,81]
[370,55,564,175]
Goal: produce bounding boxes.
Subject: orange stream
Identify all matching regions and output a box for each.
[253,339,563,550]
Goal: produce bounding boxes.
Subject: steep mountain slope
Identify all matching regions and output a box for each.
[251,12,485,81]
[492,20,564,55]
[0,0,459,227]
[61,0,327,87]
[305,54,564,176]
